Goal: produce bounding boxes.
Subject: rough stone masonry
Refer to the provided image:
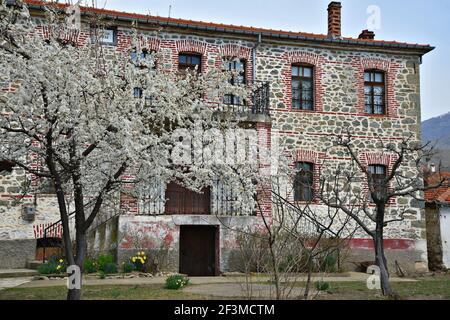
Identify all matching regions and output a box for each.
[0,1,433,273]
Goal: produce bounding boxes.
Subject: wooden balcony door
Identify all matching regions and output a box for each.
[165,182,211,215]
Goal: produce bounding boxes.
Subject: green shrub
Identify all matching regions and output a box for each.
[37,262,57,275]
[37,257,66,274]
[122,261,134,273]
[83,257,98,274]
[315,281,330,291]
[165,274,189,290]
[98,270,106,279]
[103,262,118,274]
[319,253,338,272]
[97,254,114,272]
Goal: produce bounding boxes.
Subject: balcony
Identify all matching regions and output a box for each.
[139,181,256,216]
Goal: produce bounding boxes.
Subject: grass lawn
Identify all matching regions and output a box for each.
[0,284,219,300]
[317,275,450,300]
[0,276,449,300]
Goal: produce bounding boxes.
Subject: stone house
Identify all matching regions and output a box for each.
[425,172,450,270]
[0,0,434,274]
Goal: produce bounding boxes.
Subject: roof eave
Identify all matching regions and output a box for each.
[25,2,435,55]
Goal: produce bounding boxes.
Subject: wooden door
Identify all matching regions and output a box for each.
[179,226,217,276]
[165,182,211,215]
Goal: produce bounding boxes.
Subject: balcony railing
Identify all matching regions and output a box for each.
[141,81,270,117]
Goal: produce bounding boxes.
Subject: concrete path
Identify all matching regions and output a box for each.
[15,272,417,289]
[0,277,34,291]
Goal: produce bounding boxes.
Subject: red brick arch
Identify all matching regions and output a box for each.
[292,149,326,203]
[360,151,398,204]
[174,40,209,72]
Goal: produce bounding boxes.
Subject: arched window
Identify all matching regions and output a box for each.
[294,162,314,202]
[224,58,246,105]
[292,65,313,110]
[364,70,386,115]
[178,53,202,73]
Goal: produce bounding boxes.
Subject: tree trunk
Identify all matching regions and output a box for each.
[67,287,82,300]
[374,203,393,296]
[303,255,313,300]
[374,233,392,296]
[268,239,281,300]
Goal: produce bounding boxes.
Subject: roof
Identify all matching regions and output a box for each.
[425,172,450,204]
[22,0,434,54]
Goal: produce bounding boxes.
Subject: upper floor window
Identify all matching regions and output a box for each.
[368,164,387,200]
[294,162,314,202]
[292,65,313,110]
[91,27,117,45]
[364,70,385,115]
[131,48,148,61]
[131,48,156,69]
[178,53,201,73]
[224,58,246,105]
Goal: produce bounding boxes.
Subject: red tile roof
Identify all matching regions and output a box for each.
[23,0,433,52]
[425,172,450,203]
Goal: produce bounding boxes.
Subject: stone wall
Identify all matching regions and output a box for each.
[0,15,428,271]
[0,169,60,241]
[0,239,37,268]
[117,215,266,273]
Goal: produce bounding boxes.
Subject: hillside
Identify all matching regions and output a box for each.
[422,112,450,169]
[422,112,450,149]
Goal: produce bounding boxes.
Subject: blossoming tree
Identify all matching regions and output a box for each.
[0,0,256,299]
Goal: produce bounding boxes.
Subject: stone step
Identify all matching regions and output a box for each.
[0,268,38,278]
[26,260,43,270]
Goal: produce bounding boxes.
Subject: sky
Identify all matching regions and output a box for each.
[95,0,449,121]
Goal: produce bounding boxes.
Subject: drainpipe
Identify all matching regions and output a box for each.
[252,33,262,82]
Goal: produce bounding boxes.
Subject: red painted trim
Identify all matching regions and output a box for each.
[346,238,416,250]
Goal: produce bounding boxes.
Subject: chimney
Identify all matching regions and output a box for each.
[430,163,436,173]
[327,2,342,39]
[358,29,375,40]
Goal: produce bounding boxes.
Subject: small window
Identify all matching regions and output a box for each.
[91,27,117,45]
[133,87,143,98]
[224,58,246,105]
[178,53,201,72]
[292,65,313,110]
[368,164,387,200]
[294,162,314,202]
[364,70,385,115]
[131,48,148,61]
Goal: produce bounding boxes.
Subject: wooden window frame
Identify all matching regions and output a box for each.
[364,70,386,115]
[224,58,246,105]
[291,64,314,111]
[294,162,314,202]
[368,164,387,201]
[178,53,202,73]
[90,26,117,46]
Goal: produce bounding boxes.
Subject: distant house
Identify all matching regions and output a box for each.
[425,172,450,270]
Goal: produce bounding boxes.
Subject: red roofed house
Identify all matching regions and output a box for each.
[425,172,450,270]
